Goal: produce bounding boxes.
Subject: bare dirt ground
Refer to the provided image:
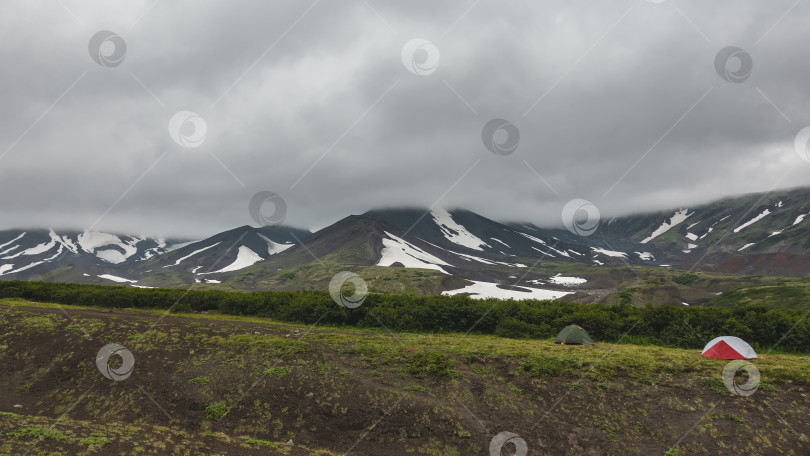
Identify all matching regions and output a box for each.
[1,302,809,455]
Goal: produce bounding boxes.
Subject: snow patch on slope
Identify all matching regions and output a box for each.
[548,274,587,286]
[258,234,295,255]
[430,208,490,251]
[442,281,571,300]
[0,232,25,251]
[592,247,627,258]
[377,232,450,273]
[640,209,692,244]
[207,246,263,273]
[98,274,137,283]
[173,242,221,265]
[733,209,771,233]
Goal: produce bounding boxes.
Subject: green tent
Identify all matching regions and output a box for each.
[554,325,594,345]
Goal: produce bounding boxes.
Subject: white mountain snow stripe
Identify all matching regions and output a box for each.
[685,233,698,241]
[173,242,221,265]
[794,214,808,226]
[0,245,20,256]
[377,232,450,273]
[531,246,555,257]
[78,231,139,263]
[258,234,295,255]
[442,280,571,300]
[2,230,61,259]
[0,232,25,250]
[6,261,45,274]
[738,243,755,251]
[430,208,490,251]
[591,247,627,258]
[518,232,547,245]
[635,252,655,261]
[204,246,263,274]
[733,209,771,233]
[548,274,587,286]
[0,264,14,276]
[490,238,510,248]
[640,209,692,244]
[421,240,526,268]
[98,274,137,283]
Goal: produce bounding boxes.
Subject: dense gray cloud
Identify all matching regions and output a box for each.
[1,0,809,238]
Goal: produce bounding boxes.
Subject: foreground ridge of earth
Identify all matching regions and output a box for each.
[1,301,809,455]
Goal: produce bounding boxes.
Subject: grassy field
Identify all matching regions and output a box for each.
[1,298,809,455]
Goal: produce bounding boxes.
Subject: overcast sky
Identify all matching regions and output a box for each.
[1,0,809,238]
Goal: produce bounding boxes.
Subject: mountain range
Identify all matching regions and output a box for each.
[4,187,810,298]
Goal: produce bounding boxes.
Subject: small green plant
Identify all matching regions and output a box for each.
[664,448,682,456]
[187,376,210,385]
[204,401,229,420]
[403,384,426,393]
[674,273,699,285]
[245,438,277,447]
[262,366,292,378]
[407,351,456,377]
[6,427,66,440]
[700,377,728,396]
[566,382,584,391]
[79,433,111,446]
[726,414,747,423]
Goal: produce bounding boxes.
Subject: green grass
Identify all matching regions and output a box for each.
[262,366,292,378]
[204,401,229,420]
[79,433,111,446]
[6,427,66,440]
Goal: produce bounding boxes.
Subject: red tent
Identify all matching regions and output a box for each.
[701,336,758,360]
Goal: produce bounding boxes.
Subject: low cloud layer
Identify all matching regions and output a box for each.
[2,0,809,238]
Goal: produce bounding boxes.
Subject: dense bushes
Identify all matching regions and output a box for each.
[1,281,809,352]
